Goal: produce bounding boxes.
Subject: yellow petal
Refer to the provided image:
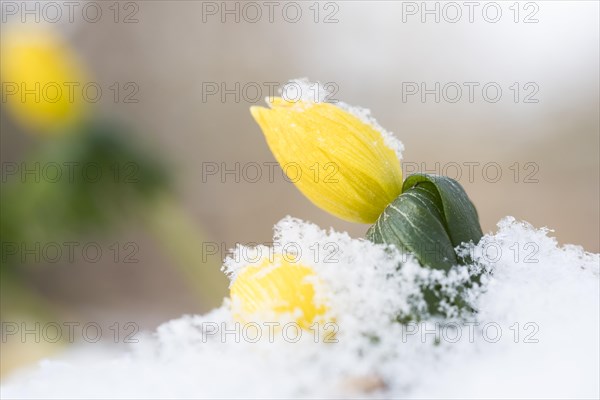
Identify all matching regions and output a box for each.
[0,25,88,134]
[230,256,326,329]
[250,99,402,224]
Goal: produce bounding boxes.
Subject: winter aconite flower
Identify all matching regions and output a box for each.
[250,98,403,224]
[230,255,326,328]
[0,25,88,134]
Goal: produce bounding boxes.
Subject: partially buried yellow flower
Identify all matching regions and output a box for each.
[250,98,403,224]
[1,25,88,134]
[230,255,326,328]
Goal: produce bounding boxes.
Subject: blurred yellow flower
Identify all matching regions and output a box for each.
[230,256,326,328]
[1,25,88,134]
[250,98,403,224]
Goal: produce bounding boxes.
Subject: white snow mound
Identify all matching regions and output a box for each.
[2,217,598,399]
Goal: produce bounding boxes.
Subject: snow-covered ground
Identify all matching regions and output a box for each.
[2,217,598,399]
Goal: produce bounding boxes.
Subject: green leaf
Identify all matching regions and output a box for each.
[367,174,483,270]
[402,174,483,249]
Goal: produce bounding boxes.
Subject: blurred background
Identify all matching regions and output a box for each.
[1,0,598,377]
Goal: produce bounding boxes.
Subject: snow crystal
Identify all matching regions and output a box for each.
[2,217,598,399]
[278,77,333,104]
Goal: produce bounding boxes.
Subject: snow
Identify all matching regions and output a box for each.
[2,216,599,399]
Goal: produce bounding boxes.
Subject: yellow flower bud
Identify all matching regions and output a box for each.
[250,98,403,224]
[0,25,88,134]
[230,256,326,328]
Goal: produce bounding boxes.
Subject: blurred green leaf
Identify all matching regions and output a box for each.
[1,119,170,268]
